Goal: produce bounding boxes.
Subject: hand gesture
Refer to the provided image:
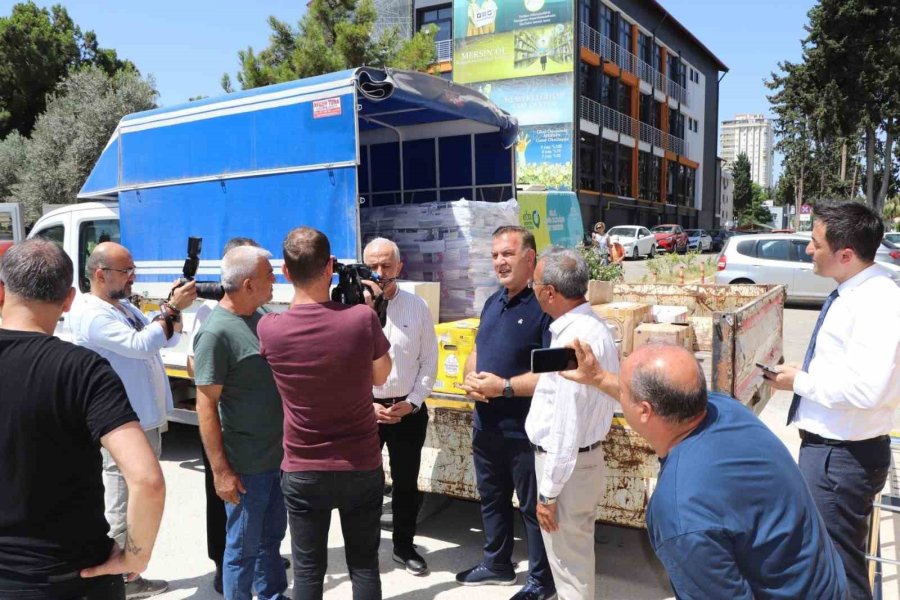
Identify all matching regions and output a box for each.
[373,402,400,425]
[169,279,198,310]
[214,468,246,505]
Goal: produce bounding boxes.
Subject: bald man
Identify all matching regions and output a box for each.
[560,341,848,600]
[69,242,196,598]
[363,237,438,576]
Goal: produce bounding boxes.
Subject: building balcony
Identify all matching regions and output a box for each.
[579,23,689,108]
[581,96,688,156]
[435,39,452,62]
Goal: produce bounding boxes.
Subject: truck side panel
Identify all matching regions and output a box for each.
[120,167,359,282]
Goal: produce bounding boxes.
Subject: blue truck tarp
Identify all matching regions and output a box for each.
[79,67,518,282]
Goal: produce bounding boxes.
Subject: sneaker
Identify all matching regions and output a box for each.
[509,582,557,600]
[455,563,516,586]
[125,576,169,599]
[393,546,429,576]
[282,556,291,570]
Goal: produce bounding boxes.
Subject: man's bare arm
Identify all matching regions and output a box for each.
[197,384,245,504]
[373,353,392,386]
[82,422,165,578]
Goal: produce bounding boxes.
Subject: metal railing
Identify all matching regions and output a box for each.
[434,39,452,62]
[582,96,688,156]
[580,23,689,107]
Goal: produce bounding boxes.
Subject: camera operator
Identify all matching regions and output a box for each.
[258,227,391,600]
[363,238,438,576]
[69,242,196,598]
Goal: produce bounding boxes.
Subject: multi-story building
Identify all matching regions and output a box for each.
[716,157,733,229]
[376,0,728,230]
[720,113,775,191]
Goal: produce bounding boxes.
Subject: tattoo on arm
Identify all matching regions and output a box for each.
[125,526,143,556]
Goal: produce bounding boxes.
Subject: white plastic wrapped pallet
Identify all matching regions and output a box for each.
[361,199,519,322]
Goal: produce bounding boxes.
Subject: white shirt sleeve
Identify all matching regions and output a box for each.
[406,302,438,408]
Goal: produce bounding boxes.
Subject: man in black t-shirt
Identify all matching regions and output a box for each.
[0,239,166,600]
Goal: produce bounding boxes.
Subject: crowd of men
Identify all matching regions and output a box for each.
[0,200,897,600]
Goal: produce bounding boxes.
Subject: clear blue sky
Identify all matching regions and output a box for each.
[3,0,815,176]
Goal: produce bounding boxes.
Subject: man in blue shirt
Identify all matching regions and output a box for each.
[458,226,554,600]
[561,341,848,600]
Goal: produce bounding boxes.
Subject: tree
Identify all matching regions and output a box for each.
[732,153,754,213]
[10,66,157,224]
[0,131,25,201]
[223,0,437,91]
[0,2,133,138]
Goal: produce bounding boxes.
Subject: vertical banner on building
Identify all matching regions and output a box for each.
[452,0,575,190]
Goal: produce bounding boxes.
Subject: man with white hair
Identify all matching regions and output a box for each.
[363,237,438,576]
[193,245,286,600]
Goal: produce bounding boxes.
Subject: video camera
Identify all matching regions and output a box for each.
[175,237,225,301]
[331,261,387,326]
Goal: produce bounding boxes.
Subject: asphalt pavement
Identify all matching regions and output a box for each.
[142,259,899,599]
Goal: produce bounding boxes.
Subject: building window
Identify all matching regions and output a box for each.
[417,6,452,42]
[580,133,598,190]
[685,167,696,206]
[667,160,677,204]
[639,32,653,66]
[638,151,651,200]
[599,3,613,39]
[652,43,661,73]
[651,155,662,202]
[639,92,656,128]
[617,145,632,197]
[601,138,616,194]
[618,80,631,116]
[600,73,615,107]
[580,63,599,98]
[580,0,595,31]
[618,15,632,51]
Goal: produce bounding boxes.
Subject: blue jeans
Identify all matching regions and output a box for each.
[281,468,384,600]
[223,470,288,600]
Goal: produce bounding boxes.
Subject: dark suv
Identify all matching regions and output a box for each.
[710,229,735,252]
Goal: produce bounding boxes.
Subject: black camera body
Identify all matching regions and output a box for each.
[176,236,225,301]
[331,261,387,326]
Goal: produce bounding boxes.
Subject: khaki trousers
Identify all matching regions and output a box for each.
[535,446,606,600]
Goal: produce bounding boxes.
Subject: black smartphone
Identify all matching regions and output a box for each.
[532,348,578,373]
[756,362,779,375]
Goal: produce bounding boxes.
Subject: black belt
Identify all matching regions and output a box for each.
[531,440,603,454]
[800,430,889,447]
[374,395,409,407]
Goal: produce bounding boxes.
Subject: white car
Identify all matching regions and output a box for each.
[607,226,657,259]
[685,229,712,252]
[885,232,900,245]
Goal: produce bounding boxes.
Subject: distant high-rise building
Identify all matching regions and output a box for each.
[720,114,775,190]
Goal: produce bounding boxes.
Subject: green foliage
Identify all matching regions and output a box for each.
[737,199,773,229]
[0,131,25,200]
[577,243,623,282]
[9,66,157,224]
[225,0,437,91]
[0,2,133,138]
[642,251,717,284]
[732,153,753,212]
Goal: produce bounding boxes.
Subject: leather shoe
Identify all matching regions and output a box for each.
[213,562,223,594]
[393,546,428,576]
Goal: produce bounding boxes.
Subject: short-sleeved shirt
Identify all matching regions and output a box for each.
[193,306,283,475]
[0,330,138,579]
[258,302,390,472]
[647,393,848,600]
[474,287,551,437]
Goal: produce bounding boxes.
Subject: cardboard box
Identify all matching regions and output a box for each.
[587,280,614,305]
[591,302,652,356]
[634,323,686,349]
[651,305,690,324]
[432,318,479,394]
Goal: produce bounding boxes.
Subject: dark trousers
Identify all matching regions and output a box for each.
[379,408,428,551]
[282,468,384,600]
[799,436,891,600]
[0,573,124,599]
[200,439,227,566]
[472,429,553,588]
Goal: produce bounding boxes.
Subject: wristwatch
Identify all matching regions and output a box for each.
[538,493,557,505]
[502,378,514,398]
[405,400,421,414]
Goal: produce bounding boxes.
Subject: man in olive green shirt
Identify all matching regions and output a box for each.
[194,245,285,600]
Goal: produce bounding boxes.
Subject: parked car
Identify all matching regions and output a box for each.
[877,239,900,268]
[651,224,688,254]
[607,225,657,259]
[716,233,900,303]
[885,232,900,245]
[685,229,713,252]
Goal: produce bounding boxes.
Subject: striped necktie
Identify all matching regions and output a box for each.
[786,289,839,425]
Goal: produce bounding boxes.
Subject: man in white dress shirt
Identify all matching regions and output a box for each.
[768,201,900,600]
[363,238,438,576]
[525,247,619,600]
[69,242,197,598]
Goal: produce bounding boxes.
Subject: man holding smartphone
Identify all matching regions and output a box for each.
[526,247,619,600]
[457,226,554,600]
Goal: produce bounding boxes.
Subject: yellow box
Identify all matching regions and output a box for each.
[432,318,480,395]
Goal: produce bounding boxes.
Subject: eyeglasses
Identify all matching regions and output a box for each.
[101,267,136,276]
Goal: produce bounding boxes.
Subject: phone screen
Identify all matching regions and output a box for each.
[532,348,578,373]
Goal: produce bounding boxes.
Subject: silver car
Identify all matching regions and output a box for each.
[716,233,899,302]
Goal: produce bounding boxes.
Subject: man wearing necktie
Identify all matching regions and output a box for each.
[767,202,900,600]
